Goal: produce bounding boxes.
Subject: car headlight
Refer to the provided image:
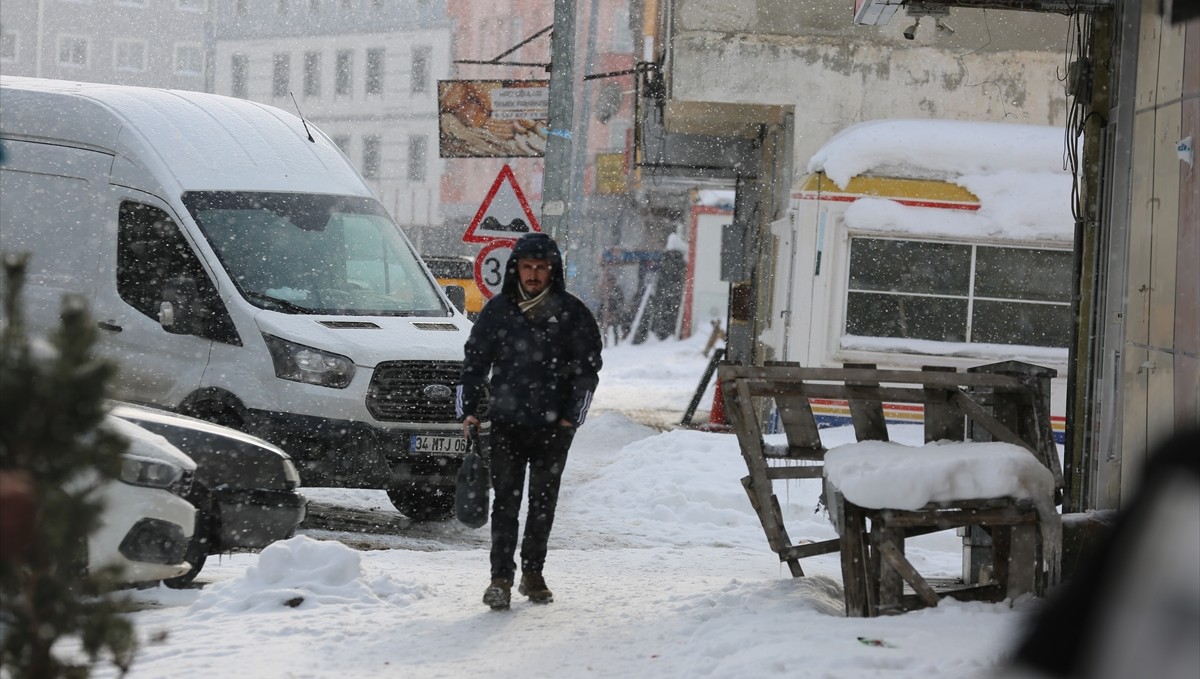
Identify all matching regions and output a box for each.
[120,454,185,490]
[263,334,355,388]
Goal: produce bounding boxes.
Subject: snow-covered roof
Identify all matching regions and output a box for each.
[806,118,1069,186]
[804,119,1075,244]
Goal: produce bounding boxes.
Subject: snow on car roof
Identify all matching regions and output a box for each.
[0,76,369,196]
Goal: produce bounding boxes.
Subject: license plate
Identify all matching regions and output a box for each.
[408,434,468,454]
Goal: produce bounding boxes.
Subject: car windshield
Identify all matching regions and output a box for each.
[184,191,449,316]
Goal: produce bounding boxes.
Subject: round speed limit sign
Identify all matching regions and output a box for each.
[473,239,515,300]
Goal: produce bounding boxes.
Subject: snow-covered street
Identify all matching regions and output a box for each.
[94,333,1037,678]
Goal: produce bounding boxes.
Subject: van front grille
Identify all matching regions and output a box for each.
[366,361,462,423]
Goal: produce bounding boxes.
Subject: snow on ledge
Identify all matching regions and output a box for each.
[823,439,1055,511]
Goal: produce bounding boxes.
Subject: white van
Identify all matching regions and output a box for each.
[0,77,472,519]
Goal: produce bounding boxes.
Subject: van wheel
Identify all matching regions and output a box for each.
[386,485,455,522]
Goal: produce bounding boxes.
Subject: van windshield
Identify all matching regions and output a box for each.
[184,191,449,316]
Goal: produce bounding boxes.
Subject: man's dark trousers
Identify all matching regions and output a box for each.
[488,422,574,582]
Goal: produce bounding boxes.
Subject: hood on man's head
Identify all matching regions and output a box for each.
[502,232,567,297]
[511,232,559,262]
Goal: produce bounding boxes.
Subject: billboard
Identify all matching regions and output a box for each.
[438,80,550,158]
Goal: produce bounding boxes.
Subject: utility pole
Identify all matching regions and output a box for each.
[540,0,578,247]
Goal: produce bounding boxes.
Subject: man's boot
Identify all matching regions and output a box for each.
[482,578,512,610]
[518,572,553,604]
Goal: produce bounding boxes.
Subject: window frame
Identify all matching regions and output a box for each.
[361,135,382,179]
[0,29,18,63]
[365,47,384,96]
[843,235,1073,350]
[303,50,321,98]
[230,53,249,98]
[57,35,89,69]
[113,39,148,73]
[174,43,204,76]
[272,52,291,98]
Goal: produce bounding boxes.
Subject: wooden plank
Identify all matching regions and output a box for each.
[844,362,888,442]
[839,499,872,617]
[950,389,1036,454]
[778,538,841,561]
[875,527,905,613]
[922,366,963,443]
[1006,524,1039,598]
[748,383,943,404]
[739,476,804,577]
[765,465,824,480]
[718,365,1026,390]
[877,539,940,608]
[877,505,1038,530]
[773,394,824,452]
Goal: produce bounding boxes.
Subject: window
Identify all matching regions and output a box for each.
[114,40,146,72]
[365,48,384,95]
[231,53,249,98]
[362,135,382,179]
[58,36,88,68]
[116,201,234,342]
[844,237,1072,348]
[273,52,290,98]
[332,134,351,155]
[175,44,203,75]
[407,135,426,183]
[335,50,353,96]
[410,46,430,94]
[303,51,321,98]
[1,30,17,63]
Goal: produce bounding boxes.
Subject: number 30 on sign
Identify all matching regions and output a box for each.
[473,239,515,300]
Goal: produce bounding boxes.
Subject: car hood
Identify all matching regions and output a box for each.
[254,312,470,366]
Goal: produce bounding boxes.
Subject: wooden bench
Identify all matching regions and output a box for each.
[718,361,1063,616]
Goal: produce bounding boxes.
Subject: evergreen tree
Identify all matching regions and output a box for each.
[0,253,138,678]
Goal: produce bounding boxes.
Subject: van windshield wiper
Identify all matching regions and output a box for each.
[242,291,311,314]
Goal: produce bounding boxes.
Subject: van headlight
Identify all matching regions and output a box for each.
[263,334,355,388]
[120,455,185,490]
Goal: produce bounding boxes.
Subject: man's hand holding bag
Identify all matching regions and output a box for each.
[455,425,489,528]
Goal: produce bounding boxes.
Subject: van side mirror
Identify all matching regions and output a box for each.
[160,276,204,335]
[443,284,466,313]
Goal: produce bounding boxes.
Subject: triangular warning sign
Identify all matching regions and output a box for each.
[462,164,542,244]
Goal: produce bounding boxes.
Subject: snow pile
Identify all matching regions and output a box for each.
[188,535,427,618]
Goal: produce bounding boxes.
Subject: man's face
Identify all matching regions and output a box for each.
[518,257,552,295]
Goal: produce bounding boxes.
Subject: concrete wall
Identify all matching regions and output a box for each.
[671,34,1070,170]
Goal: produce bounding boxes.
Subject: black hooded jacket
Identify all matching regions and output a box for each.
[456,233,603,427]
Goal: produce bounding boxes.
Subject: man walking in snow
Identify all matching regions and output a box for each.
[457,232,603,611]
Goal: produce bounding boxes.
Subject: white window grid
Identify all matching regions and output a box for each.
[114,39,148,72]
[175,43,204,75]
[1,30,18,63]
[57,35,89,68]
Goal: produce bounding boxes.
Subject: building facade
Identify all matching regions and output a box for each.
[209,0,451,250]
[0,0,210,91]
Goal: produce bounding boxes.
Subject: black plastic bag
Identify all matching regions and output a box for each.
[455,428,489,528]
